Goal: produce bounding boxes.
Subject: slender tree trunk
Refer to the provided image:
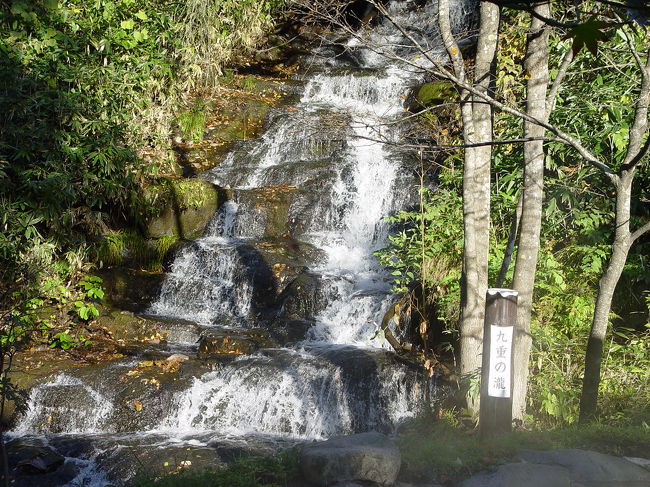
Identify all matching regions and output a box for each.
[438,0,499,413]
[580,42,650,422]
[511,1,551,424]
[579,173,633,422]
[464,0,499,413]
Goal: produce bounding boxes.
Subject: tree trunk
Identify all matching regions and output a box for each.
[579,173,633,422]
[447,0,499,414]
[511,1,551,424]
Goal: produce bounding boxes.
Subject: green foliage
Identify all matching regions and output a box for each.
[133,451,300,487]
[0,0,285,296]
[376,182,463,327]
[520,24,650,426]
[178,98,212,142]
[378,13,649,426]
[176,0,286,87]
[49,331,91,350]
[94,229,178,271]
[6,272,103,351]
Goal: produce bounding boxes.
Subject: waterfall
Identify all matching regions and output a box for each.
[10,2,475,484]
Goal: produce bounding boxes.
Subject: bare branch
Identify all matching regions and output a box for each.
[295,0,619,180]
[622,44,650,168]
[631,219,650,242]
[546,44,574,112]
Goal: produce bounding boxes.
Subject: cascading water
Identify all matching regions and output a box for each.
[10,1,476,485]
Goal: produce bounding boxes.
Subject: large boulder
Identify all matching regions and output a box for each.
[460,449,650,487]
[5,438,75,487]
[279,271,329,321]
[145,178,222,240]
[301,432,401,486]
[517,449,650,484]
[461,463,570,487]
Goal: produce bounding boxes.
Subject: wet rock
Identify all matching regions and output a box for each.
[7,438,65,474]
[253,238,325,296]
[230,186,296,239]
[97,267,164,312]
[300,432,401,486]
[207,437,279,463]
[198,329,274,358]
[280,271,329,320]
[98,443,222,484]
[46,433,223,486]
[16,353,210,434]
[4,438,80,487]
[517,449,650,483]
[95,309,202,344]
[145,178,221,239]
[625,457,650,471]
[270,318,314,344]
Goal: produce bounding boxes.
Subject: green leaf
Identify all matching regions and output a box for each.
[120,19,135,30]
[135,10,148,20]
[566,18,613,56]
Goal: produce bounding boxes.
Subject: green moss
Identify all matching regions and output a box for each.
[416,81,457,107]
[145,178,217,216]
[96,232,127,266]
[155,235,179,260]
[173,179,211,210]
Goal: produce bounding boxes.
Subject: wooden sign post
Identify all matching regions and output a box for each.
[480,288,518,438]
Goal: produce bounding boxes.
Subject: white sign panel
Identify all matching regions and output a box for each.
[488,325,513,398]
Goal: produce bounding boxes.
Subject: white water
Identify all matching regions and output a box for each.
[13,374,114,434]
[148,237,254,326]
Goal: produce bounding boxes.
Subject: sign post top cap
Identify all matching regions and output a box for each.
[487,288,519,297]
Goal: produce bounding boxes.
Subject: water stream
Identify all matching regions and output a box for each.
[9,1,476,485]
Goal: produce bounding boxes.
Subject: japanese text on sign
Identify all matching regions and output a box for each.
[488,325,513,398]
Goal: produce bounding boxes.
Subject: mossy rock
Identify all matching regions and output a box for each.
[233,186,298,239]
[405,81,457,112]
[416,81,457,107]
[145,178,221,240]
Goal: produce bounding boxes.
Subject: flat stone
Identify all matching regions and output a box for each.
[197,329,274,358]
[461,462,570,487]
[301,432,401,486]
[572,482,650,487]
[624,457,650,471]
[7,439,65,474]
[517,449,650,483]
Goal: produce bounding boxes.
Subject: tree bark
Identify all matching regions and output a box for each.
[438,0,499,413]
[511,1,551,424]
